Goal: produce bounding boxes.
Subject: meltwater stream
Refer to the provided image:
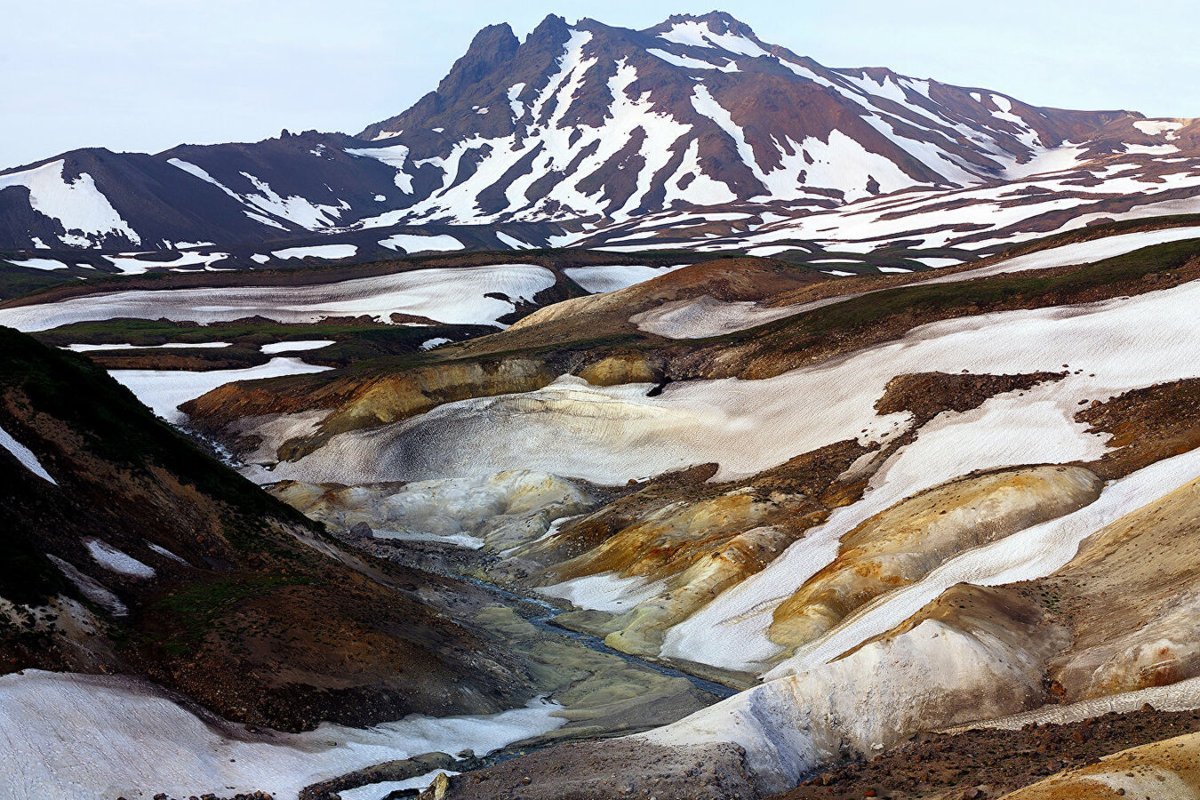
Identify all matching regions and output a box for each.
[461,576,738,700]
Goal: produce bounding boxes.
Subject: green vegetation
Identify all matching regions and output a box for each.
[151,573,313,656]
[0,265,77,300]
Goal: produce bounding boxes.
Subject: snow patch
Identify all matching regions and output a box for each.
[0,424,56,484]
[85,540,156,579]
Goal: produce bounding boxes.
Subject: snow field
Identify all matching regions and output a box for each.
[108,358,331,423]
[0,264,559,332]
[0,670,563,800]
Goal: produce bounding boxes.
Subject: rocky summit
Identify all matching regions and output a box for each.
[4,8,1200,800]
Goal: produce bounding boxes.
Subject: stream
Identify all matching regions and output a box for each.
[461,576,738,700]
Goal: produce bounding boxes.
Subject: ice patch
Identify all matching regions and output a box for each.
[378,233,464,253]
[0,670,563,800]
[0,264,558,332]
[260,340,335,354]
[537,572,665,613]
[0,424,56,484]
[108,358,332,423]
[271,244,358,261]
[0,160,139,246]
[564,264,688,293]
[85,540,156,579]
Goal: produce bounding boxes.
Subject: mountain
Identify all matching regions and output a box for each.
[2,11,1198,270]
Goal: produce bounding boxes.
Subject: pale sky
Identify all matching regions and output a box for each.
[2,0,1197,169]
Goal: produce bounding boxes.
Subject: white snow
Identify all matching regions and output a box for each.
[271,244,358,261]
[47,557,127,616]
[146,542,188,565]
[66,342,231,352]
[563,264,688,293]
[0,265,558,332]
[657,21,770,57]
[105,251,231,275]
[260,340,335,354]
[952,675,1200,731]
[646,48,722,70]
[0,670,563,800]
[924,226,1200,286]
[240,173,345,230]
[420,337,451,351]
[631,295,803,338]
[658,282,1200,672]
[1133,120,1184,137]
[85,539,156,579]
[766,444,1200,679]
[537,572,665,613]
[5,257,73,271]
[374,528,485,549]
[0,423,56,484]
[167,158,241,201]
[346,145,415,194]
[496,232,536,250]
[378,233,464,253]
[0,160,139,246]
[339,770,459,800]
[107,358,332,423]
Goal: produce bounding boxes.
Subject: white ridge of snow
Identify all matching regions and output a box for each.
[766,443,1200,680]
[46,557,126,616]
[166,158,241,200]
[260,340,335,354]
[646,48,721,70]
[0,669,563,800]
[951,675,1200,732]
[339,770,460,800]
[657,21,770,57]
[271,244,358,260]
[240,173,345,230]
[346,144,415,194]
[924,226,1200,285]
[0,424,56,484]
[0,160,140,246]
[378,233,464,253]
[564,264,689,293]
[631,295,803,339]
[507,83,526,120]
[537,572,665,613]
[147,542,188,565]
[496,232,536,250]
[660,282,1200,672]
[66,342,232,352]
[1133,120,1184,137]
[85,539,156,579]
[5,258,72,271]
[108,358,332,423]
[0,264,558,332]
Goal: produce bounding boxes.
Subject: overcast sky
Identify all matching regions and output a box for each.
[3,0,1196,168]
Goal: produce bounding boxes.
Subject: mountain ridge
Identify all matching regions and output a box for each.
[3,10,1193,266]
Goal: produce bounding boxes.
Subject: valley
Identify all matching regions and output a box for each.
[3,8,1200,800]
